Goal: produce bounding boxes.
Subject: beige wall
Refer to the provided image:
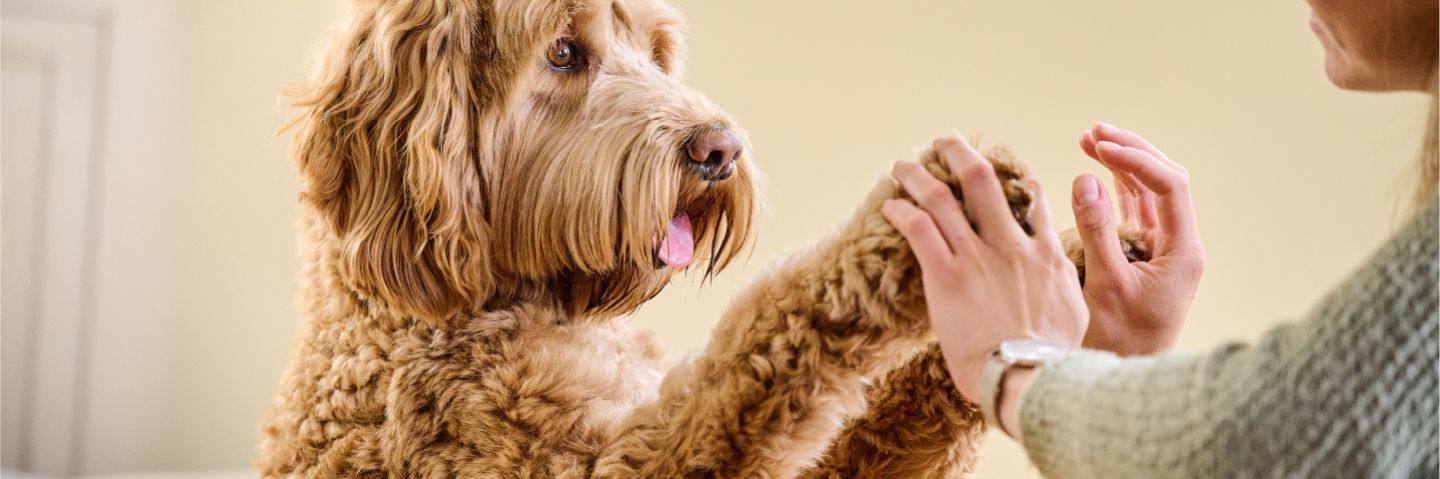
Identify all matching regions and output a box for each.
[7,0,1426,475]
[163,0,344,471]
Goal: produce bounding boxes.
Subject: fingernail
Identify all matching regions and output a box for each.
[1097,141,1123,154]
[1097,122,1121,135]
[1075,176,1100,205]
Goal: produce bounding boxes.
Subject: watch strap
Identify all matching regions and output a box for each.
[979,351,1011,436]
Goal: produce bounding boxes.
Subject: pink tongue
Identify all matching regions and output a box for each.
[658,213,695,268]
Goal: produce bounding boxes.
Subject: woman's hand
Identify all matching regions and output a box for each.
[1072,123,1205,356]
[881,136,1089,409]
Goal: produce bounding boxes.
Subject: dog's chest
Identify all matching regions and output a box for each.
[477,321,668,441]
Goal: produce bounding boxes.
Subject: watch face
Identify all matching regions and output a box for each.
[999,339,1067,365]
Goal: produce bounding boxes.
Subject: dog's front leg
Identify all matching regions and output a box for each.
[591,147,1032,479]
[799,344,985,479]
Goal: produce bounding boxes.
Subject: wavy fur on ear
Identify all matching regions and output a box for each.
[289,0,499,321]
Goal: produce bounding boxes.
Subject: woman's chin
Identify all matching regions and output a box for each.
[1322,55,1371,91]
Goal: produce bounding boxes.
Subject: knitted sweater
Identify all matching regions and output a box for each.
[1020,198,1438,479]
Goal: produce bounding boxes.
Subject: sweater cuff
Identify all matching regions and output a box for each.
[1018,349,1124,477]
[1018,348,1206,477]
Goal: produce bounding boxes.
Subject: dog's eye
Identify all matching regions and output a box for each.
[547,40,582,71]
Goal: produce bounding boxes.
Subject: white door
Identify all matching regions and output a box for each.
[2,11,106,477]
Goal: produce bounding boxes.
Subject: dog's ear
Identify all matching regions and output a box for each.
[288,0,495,322]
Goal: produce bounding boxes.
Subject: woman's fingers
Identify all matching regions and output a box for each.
[1083,130,1147,226]
[1087,123,1177,229]
[933,136,1026,243]
[1112,171,1139,225]
[1092,123,1184,171]
[1071,175,1130,283]
[881,199,954,267]
[891,161,976,250]
[1094,141,1199,247]
[1079,131,1100,160]
[1094,141,1186,193]
[1025,179,1065,252]
[1133,180,1160,230]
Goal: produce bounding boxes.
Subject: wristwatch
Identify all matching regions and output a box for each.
[980,339,1068,436]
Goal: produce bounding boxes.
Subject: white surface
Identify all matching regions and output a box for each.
[2,11,104,476]
[3,0,185,473]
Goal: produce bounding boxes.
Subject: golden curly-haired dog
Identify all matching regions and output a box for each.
[258,0,1147,477]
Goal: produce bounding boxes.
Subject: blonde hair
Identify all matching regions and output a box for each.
[1417,92,1438,209]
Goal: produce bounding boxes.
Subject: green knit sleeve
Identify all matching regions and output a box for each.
[1018,199,1438,479]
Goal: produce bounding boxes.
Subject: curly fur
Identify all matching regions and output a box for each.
[798,343,984,479]
[258,1,1148,477]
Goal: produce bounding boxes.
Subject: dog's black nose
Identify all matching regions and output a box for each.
[686,127,741,181]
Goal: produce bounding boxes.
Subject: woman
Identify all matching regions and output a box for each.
[881,0,1438,476]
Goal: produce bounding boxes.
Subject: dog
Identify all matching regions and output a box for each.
[257,0,1147,477]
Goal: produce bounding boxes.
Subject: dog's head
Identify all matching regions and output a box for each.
[292,0,756,321]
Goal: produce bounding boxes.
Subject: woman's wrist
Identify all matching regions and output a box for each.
[950,332,1053,404]
[999,366,1037,441]
[1082,320,1180,356]
[949,350,992,405]
[959,336,1070,439]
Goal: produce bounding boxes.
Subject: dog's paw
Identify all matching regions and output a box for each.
[829,144,1035,323]
[904,145,1037,235]
[1061,226,1151,286]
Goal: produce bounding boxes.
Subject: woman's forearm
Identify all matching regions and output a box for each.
[1016,198,1438,478]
